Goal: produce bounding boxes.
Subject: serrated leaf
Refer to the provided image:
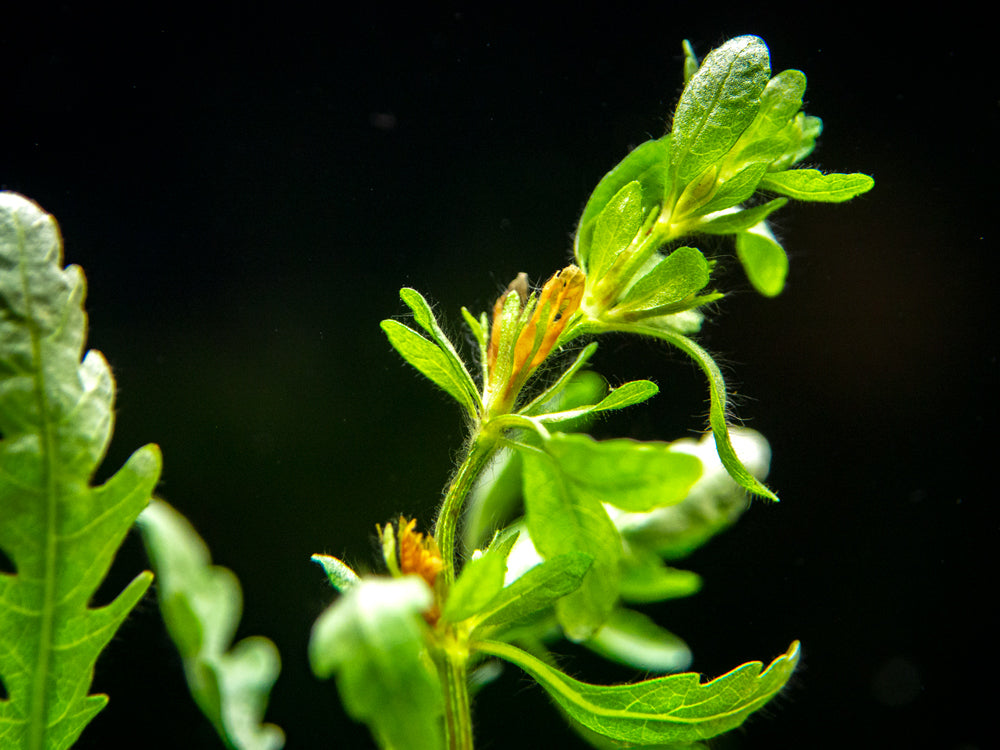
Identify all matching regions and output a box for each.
[542,433,703,512]
[0,192,162,750]
[477,639,800,744]
[311,554,361,592]
[576,137,671,269]
[471,551,593,639]
[760,169,874,202]
[138,500,284,750]
[309,576,443,750]
[736,221,788,297]
[585,608,692,673]
[670,36,771,186]
[520,448,621,641]
[381,318,480,416]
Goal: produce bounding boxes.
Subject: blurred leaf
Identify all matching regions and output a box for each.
[309,577,443,750]
[478,639,801,745]
[312,554,361,592]
[618,550,702,604]
[0,192,161,750]
[441,535,515,623]
[585,608,692,673]
[139,500,284,750]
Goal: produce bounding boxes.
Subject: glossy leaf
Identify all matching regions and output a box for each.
[477,639,801,745]
[138,500,284,750]
[309,576,443,750]
[670,36,770,187]
[585,608,692,673]
[736,221,788,297]
[760,169,875,202]
[0,192,161,750]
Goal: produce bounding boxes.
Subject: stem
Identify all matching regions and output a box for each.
[438,632,474,750]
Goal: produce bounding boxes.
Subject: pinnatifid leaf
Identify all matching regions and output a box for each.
[0,192,161,750]
[139,500,284,750]
[477,639,800,745]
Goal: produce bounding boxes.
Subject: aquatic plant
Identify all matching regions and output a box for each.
[0,35,871,749]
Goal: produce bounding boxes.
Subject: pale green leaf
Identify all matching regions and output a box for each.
[311,554,361,592]
[670,36,770,186]
[736,221,788,297]
[0,192,161,750]
[381,319,479,416]
[589,181,645,280]
[542,433,703,512]
[585,608,692,673]
[441,538,513,623]
[760,169,875,202]
[471,551,593,639]
[139,500,284,750]
[695,197,787,235]
[618,550,702,604]
[309,577,443,750]
[477,639,801,744]
[613,246,711,315]
[591,380,659,412]
[520,448,622,641]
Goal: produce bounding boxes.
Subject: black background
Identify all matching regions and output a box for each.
[2,3,995,749]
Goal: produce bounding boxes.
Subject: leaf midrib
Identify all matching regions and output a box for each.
[15,211,60,750]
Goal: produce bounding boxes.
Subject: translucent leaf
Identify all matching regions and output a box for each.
[585,608,692,673]
[381,318,480,416]
[478,639,801,745]
[760,169,875,202]
[695,197,787,235]
[736,221,789,297]
[670,36,771,186]
[613,246,711,315]
[441,534,514,623]
[0,192,161,750]
[589,181,645,280]
[138,500,284,750]
[311,553,361,592]
[617,549,702,604]
[309,577,443,750]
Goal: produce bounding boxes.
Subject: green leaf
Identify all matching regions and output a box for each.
[576,137,671,269]
[670,36,771,187]
[618,550,702,604]
[625,325,778,502]
[138,500,284,750]
[471,551,593,639]
[736,221,788,297]
[542,433,703,512]
[441,536,514,623]
[589,181,645,280]
[760,169,875,202]
[694,197,787,235]
[591,380,659,412]
[477,639,801,745]
[0,192,161,750]
[585,608,692,673]
[613,246,711,315]
[381,318,480,416]
[309,576,443,750]
[311,553,361,592]
[520,447,622,641]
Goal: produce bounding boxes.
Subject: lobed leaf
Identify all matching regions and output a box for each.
[0,192,161,750]
[760,169,875,202]
[477,639,800,745]
[309,576,443,750]
[138,500,284,750]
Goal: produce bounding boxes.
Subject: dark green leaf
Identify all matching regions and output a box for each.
[760,169,875,202]
[139,500,284,750]
[0,192,161,750]
[478,639,801,745]
[670,36,770,186]
[309,577,443,750]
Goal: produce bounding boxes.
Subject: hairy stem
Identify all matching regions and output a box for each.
[437,632,474,750]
